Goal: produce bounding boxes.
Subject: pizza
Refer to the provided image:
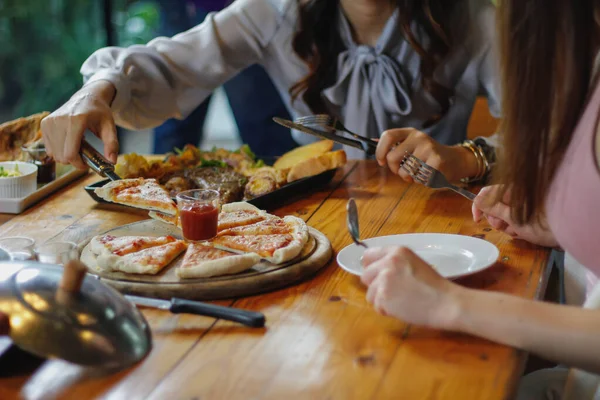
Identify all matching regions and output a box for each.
[95,178,178,215]
[90,234,177,256]
[218,215,296,236]
[96,239,187,275]
[209,216,309,264]
[176,243,260,279]
[217,202,269,231]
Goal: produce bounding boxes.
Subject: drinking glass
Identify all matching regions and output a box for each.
[0,236,36,261]
[34,241,79,265]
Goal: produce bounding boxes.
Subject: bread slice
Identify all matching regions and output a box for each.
[0,112,49,161]
[273,140,334,170]
[287,150,347,182]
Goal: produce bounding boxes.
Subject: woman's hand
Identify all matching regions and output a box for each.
[472,185,558,247]
[41,80,119,170]
[376,128,479,182]
[360,246,461,329]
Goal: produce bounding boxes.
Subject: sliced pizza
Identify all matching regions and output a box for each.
[96,239,187,275]
[209,217,308,264]
[218,215,297,236]
[176,243,260,279]
[217,201,270,231]
[149,211,181,227]
[90,234,177,256]
[95,178,178,216]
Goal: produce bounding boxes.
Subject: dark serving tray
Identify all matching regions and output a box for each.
[84,168,337,211]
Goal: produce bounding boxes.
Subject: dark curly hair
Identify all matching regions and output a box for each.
[289,0,470,126]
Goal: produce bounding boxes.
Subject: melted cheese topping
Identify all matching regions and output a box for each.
[180,243,234,268]
[217,210,266,231]
[212,234,293,257]
[119,240,187,269]
[218,218,290,236]
[108,178,176,213]
[99,235,176,256]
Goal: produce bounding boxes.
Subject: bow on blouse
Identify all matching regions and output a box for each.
[322,8,414,156]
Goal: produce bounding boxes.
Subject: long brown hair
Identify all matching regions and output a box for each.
[496,0,598,224]
[289,0,469,124]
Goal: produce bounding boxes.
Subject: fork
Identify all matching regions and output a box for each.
[400,153,477,201]
[294,114,378,149]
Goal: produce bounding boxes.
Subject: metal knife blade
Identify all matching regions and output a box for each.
[273,117,364,151]
[125,295,171,310]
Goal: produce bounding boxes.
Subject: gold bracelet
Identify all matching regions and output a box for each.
[475,143,490,177]
[459,140,485,183]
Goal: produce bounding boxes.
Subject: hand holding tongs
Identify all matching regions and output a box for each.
[80,139,121,181]
[273,116,377,156]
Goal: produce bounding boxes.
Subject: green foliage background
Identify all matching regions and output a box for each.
[0,0,159,122]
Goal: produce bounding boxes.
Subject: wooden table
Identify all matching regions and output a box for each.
[0,161,551,400]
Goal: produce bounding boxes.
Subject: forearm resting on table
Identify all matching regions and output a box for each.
[448,287,600,373]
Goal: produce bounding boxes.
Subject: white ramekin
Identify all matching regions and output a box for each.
[0,162,38,198]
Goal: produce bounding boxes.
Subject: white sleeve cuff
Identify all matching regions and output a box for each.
[83,70,131,114]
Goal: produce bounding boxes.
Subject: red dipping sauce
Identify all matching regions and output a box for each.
[180,203,219,241]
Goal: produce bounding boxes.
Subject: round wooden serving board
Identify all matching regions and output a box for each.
[79,219,332,300]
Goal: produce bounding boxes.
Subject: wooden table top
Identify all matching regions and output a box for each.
[0,160,551,400]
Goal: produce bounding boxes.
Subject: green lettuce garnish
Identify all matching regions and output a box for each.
[199,159,228,168]
[239,144,256,160]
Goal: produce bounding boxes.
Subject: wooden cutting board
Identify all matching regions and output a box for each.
[79,220,332,300]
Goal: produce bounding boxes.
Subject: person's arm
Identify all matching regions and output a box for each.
[80,0,292,131]
[362,246,600,375]
[448,287,600,373]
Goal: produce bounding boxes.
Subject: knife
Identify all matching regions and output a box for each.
[273,117,375,155]
[80,139,122,181]
[125,295,266,328]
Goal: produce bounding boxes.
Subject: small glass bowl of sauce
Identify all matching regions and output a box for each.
[176,189,220,241]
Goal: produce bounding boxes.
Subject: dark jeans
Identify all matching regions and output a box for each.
[152,0,297,157]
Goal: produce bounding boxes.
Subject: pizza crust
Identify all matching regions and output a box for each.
[220,201,261,213]
[148,211,181,227]
[270,216,309,264]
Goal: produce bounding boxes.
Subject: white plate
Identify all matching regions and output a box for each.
[337,233,499,279]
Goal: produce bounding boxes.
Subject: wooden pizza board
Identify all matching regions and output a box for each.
[79,220,332,301]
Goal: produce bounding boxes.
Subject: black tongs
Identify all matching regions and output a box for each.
[272,117,377,155]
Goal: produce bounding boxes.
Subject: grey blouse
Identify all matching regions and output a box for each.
[81,0,500,159]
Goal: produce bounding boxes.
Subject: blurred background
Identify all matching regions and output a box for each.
[0,0,240,153]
